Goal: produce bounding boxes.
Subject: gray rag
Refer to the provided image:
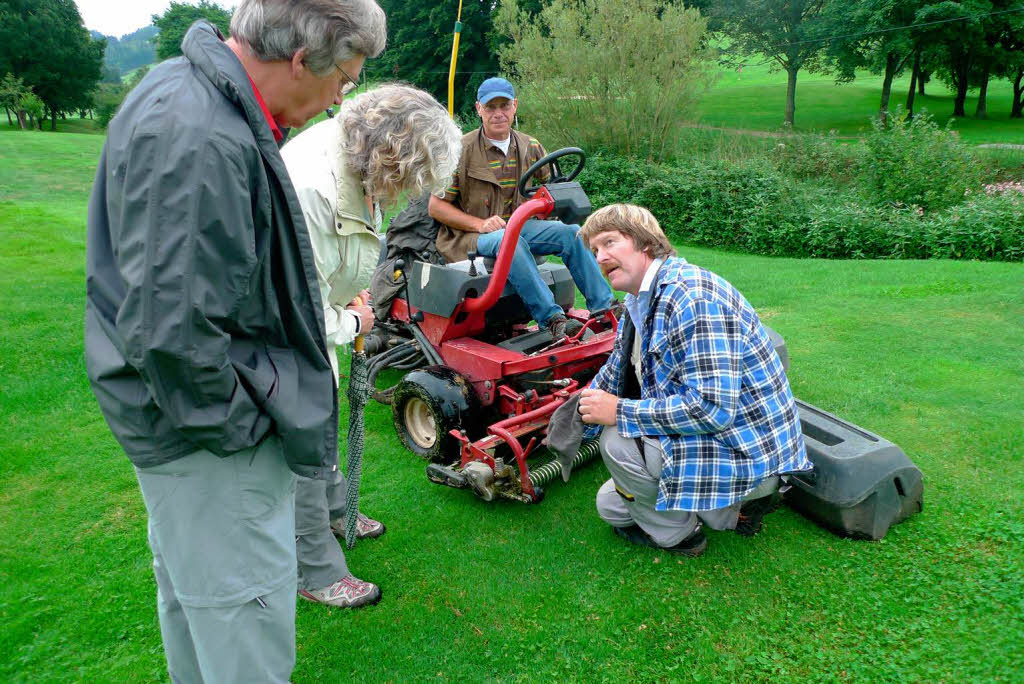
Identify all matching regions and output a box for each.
[547,394,585,482]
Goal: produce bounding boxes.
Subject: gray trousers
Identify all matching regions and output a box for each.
[134,437,297,684]
[295,466,350,591]
[595,427,779,547]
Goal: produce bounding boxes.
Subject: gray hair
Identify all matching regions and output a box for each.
[339,84,462,209]
[230,0,387,77]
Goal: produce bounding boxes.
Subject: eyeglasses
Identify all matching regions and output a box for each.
[335,63,359,97]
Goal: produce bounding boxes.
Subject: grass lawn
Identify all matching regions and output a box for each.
[2,130,1023,682]
[699,60,1024,145]
[0,117,103,136]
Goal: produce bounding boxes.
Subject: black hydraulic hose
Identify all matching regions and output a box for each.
[406,320,444,366]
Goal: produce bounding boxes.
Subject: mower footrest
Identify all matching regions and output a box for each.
[426,463,468,488]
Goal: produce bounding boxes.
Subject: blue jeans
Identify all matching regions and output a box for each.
[475,219,613,327]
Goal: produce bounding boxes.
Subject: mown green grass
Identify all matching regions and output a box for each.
[1,131,1022,682]
[700,61,1024,144]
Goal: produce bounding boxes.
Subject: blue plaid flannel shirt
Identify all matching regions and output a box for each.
[587,257,810,512]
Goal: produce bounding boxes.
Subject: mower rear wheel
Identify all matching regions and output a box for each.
[392,367,477,463]
[402,396,438,450]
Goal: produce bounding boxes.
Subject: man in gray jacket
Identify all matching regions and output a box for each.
[85,2,385,681]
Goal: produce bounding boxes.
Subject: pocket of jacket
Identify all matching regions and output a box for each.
[264,345,298,410]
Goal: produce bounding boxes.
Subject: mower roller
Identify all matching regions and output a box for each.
[366,148,614,502]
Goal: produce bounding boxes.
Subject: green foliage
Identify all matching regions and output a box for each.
[865,109,979,210]
[770,131,866,184]
[92,26,158,80]
[19,90,44,129]
[373,0,503,122]
[922,190,1024,261]
[152,1,231,61]
[0,72,27,125]
[0,0,105,126]
[495,0,718,160]
[582,150,1019,261]
[94,84,125,130]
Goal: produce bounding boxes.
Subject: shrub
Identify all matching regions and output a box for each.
[638,159,794,254]
[495,0,718,161]
[922,193,1024,261]
[771,132,865,185]
[864,110,979,211]
[581,147,1020,262]
[582,154,660,208]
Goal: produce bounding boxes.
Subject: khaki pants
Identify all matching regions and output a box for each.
[595,427,779,547]
[135,436,297,683]
[294,467,350,591]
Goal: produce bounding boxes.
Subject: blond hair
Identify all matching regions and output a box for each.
[339,84,462,208]
[580,203,675,258]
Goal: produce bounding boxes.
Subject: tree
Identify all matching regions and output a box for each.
[0,0,105,130]
[703,0,830,128]
[20,89,44,130]
[915,0,991,118]
[374,0,504,122]
[0,72,27,126]
[153,1,231,61]
[824,0,934,124]
[495,0,718,160]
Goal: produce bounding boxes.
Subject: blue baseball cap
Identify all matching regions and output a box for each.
[477,77,516,105]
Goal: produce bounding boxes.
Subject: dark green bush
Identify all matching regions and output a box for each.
[922,192,1024,261]
[580,150,1020,262]
[771,132,865,185]
[864,110,979,211]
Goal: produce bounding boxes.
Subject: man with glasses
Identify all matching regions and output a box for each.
[85,1,385,681]
[428,77,614,338]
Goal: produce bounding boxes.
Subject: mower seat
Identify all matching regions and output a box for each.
[405,259,575,324]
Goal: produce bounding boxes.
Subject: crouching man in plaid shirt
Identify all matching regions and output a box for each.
[576,204,811,556]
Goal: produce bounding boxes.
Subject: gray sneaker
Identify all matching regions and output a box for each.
[330,512,386,540]
[299,575,381,609]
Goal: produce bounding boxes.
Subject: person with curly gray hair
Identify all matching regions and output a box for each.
[281,84,461,610]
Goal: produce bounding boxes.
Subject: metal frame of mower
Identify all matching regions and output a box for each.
[367,148,615,503]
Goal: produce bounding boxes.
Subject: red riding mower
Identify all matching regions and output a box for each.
[364,148,612,503]
[364,147,923,540]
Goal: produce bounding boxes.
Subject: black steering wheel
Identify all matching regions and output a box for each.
[517,147,586,198]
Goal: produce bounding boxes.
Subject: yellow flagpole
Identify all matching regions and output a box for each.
[447,0,464,117]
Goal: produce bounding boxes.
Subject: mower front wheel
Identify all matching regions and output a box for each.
[392,367,478,463]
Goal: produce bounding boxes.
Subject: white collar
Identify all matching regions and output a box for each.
[638,257,666,295]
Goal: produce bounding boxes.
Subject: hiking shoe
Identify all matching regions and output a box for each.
[548,315,583,339]
[299,576,381,609]
[613,524,708,557]
[735,493,782,537]
[330,512,386,540]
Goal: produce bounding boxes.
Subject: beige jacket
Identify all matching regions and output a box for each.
[281,118,382,380]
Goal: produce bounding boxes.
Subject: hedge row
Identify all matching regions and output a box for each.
[582,155,1023,262]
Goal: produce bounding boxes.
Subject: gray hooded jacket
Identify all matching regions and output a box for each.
[85,22,337,479]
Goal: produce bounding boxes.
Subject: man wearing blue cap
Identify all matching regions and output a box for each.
[429,77,614,337]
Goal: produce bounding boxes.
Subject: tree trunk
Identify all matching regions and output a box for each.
[4,105,11,126]
[918,71,928,96]
[785,66,798,127]
[16,109,26,129]
[50,108,57,131]
[1012,70,1023,119]
[879,53,898,125]
[952,73,968,117]
[906,51,920,118]
[975,69,989,119]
